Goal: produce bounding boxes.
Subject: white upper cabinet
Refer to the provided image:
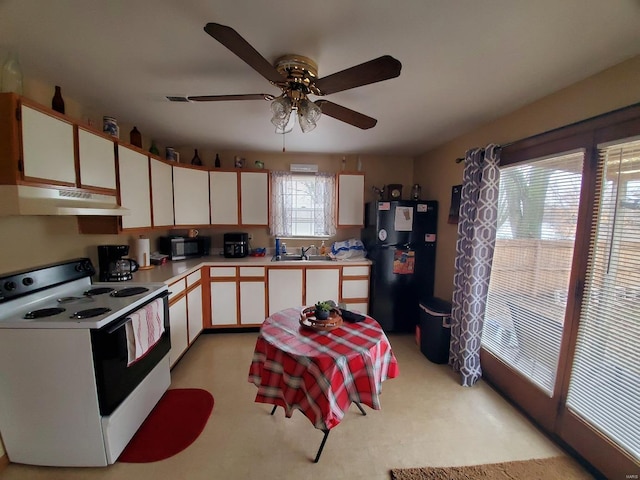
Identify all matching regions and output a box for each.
[337,173,365,227]
[21,104,75,185]
[77,127,117,191]
[240,171,268,226]
[118,145,151,229]
[150,158,174,227]
[210,170,239,225]
[173,166,209,226]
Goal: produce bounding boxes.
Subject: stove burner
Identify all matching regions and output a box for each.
[24,307,66,319]
[111,287,149,298]
[70,307,111,319]
[84,287,115,296]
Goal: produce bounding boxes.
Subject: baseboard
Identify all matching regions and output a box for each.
[0,453,8,471]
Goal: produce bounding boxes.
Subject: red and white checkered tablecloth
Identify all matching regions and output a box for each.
[248,307,399,431]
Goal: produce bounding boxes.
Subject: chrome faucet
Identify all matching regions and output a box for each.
[301,245,315,260]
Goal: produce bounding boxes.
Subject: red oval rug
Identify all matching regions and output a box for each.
[118,388,214,463]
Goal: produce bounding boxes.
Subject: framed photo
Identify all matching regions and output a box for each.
[448,184,462,224]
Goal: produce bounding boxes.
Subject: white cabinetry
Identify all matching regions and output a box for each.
[268,268,303,315]
[341,265,370,314]
[117,145,151,229]
[77,127,117,191]
[210,170,239,225]
[150,158,174,227]
[240,171,269,226]
[186,270,203,343]
[305,268,340,306]
[173,166,209,226]
[168,294,188,368]
[210,267,238,326]
[337,173,365,227]
[239,267,266,326]
[21,103,75,185]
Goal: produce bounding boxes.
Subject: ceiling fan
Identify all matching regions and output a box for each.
[167,23,402,133]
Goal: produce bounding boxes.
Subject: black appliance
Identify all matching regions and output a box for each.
[98,245,139,282]
[158,236,211,261]
[224,232,249,258]
[361,200,438,332]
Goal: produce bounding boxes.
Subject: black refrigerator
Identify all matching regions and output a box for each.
[361,200,438,332]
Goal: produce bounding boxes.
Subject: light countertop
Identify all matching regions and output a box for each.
[131,255,371,284]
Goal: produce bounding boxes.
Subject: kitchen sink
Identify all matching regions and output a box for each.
[272,254,334,262]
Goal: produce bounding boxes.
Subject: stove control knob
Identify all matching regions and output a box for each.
[22,277,34,287]
[4,281,16,291]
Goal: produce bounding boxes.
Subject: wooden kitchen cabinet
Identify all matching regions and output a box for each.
[239,267,266,326]
[268,268,304,315]
[240,171,269,226]
[117,144,151,230]
[209,170,239,225]
[150,157,174,227]
[186,270,203,343]
[76,126,117,191]
[337,172,365,227]
[305,267,341,306]
[168,281,189,368]
[173,164,210,226]
[341,265,370,314]
[210,267,238,326]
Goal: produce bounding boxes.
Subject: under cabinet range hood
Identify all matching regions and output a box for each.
[0,185,130,216]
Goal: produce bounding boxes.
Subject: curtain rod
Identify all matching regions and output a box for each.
[455,143,511,163]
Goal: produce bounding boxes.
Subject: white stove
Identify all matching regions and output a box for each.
[0,258,171,467]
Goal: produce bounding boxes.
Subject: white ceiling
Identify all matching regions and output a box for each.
[2,0,640,156]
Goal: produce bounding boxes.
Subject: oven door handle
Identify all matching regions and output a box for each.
[105,290,170,334]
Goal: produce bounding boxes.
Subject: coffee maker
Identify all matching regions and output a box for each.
[98,245,140,282]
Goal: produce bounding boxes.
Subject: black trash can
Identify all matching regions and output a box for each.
[418,298,452,364]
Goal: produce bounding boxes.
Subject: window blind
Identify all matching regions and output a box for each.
[482,151,584,395]
[566,138,640,461]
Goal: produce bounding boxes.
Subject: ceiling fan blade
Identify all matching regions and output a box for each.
[187,94,275,102]
[314,55,402,95]
[204,23,284,84]
[315,100,377,129]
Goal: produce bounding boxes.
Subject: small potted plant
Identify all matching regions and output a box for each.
[314,301,333,320]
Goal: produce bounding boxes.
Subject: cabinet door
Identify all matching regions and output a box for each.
[21,104,75,185]
[268,268,303,315]
[77,128,117,190]
[118,146,151,229]
[305,268,340,306]
[150,158,174,227]
[210,281,238,326]
[187,285,203,343]
[210,171,239,225]
[173,166,209,225]
[337,173,365,227]
[240,171,268,226]
[169,296,188,367]
[240,281,266,325]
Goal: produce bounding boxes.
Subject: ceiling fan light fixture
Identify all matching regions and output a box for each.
[275,108,296,134]
[298,98,321,133]
[270,95,293,129]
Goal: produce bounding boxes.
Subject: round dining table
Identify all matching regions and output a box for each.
[247,307,399,462]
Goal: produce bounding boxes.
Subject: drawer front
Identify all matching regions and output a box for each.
[342,266,369,277]
[210,267,237,278]
[186,269,201,287]
[239,267,265,277]
[342,279,369,299]
[167,278,186,301]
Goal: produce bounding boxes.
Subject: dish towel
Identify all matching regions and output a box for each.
[125,298,165,366]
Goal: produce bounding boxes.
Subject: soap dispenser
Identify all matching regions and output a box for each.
[319,241,327,256]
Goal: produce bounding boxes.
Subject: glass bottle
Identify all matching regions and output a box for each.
[191,149,203,166]
[149,140,160,156]
[1,52,23,95]
[51,86,65,114]
[214,153,221,168]
[129,126,142,148]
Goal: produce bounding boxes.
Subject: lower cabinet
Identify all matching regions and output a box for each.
[166,269,204,368]
[239,267,266,326]
[341,266,370,314]
[168,295,188,368]
[267,268,303,316]
[210,267,238,326]
[209,266,267,327]
[305,267,340,306]
[186,270,203,343]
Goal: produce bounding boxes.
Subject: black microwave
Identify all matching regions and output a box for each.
[158,236,210,261]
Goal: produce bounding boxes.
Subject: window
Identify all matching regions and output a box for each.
[482,150,584,394]
[270,171,336,238]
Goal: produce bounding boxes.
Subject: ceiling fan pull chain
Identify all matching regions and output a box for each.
[282,131,286,153]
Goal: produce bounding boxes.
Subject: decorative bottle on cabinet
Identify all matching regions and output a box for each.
[214,153,221,168]
[149,140,160,156]
[1,52,23,95]
[191,149,202,166]
[129,126,142,147]
[51,86,65,114]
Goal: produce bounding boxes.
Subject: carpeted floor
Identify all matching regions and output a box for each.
[390,456,595,480]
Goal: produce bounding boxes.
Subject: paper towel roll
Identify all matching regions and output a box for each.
[135,237,150,267]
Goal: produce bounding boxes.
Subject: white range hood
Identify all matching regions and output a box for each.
[0,185,130,216]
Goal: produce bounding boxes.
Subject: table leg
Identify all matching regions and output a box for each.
[270,405,277,415]
[314,430,330,463]
[355,402,367,416]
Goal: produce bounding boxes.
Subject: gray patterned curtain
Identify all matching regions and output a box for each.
[450,145,501,386]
